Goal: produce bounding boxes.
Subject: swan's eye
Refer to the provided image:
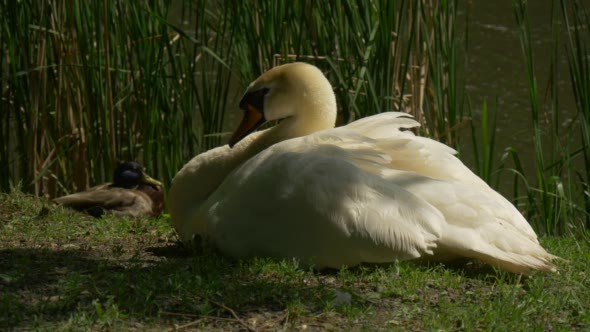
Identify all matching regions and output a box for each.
[251,87,270,100]
[239,87,270,111]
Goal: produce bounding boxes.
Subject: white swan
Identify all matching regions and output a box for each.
[169,62,557,274]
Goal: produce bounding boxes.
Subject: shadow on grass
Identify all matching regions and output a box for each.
[0,240,549,329]
[0,246,334,329]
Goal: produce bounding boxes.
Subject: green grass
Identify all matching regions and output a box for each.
[1,190,588,331]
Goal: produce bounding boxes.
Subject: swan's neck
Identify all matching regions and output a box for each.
[257,102,337,146]
[170,99,336,242]
[168,134,260,240]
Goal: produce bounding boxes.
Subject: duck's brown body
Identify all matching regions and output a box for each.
[53,161,164,218]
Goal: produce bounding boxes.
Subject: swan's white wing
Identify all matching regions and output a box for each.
[343,112,539,241]
[203,130,445,268]
[340,113,555,272]
[380,169,556,272]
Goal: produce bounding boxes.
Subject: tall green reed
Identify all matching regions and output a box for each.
[561,0,590,231]
[511,0,588,235]
[421,0,465,146]
[513,0,553,232]
[469,98,498,185]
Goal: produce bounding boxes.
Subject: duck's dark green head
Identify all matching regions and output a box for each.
[113,161,163,189]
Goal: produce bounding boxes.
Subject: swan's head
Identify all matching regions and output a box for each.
[229,62,337,147]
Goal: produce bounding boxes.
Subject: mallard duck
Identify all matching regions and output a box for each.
[169,62,557,274]
[53,161,164,218]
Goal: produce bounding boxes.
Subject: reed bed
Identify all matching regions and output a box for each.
[561,0,590,232]
[1,0,588,236]
[507,0,589,235]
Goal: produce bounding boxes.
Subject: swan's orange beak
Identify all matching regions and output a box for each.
[228,104,265,148]
[229,88,269,148]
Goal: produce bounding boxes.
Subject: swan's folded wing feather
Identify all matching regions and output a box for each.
[344,112,420,139]
[341,113,538,240]
[382,138,538,240]
[380,169,556,272]
[343,113,477,181]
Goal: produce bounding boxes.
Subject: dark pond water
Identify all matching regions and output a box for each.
[461,1,578,169]
[456,0,586,201]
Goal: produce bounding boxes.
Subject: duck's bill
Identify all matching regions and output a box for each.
[228,104,266,148]
[141,174,163,188]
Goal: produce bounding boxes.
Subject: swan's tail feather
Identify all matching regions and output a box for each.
[436,243,560,274]
[471,250,559,274]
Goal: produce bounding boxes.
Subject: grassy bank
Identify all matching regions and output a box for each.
[1,190,588,331]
